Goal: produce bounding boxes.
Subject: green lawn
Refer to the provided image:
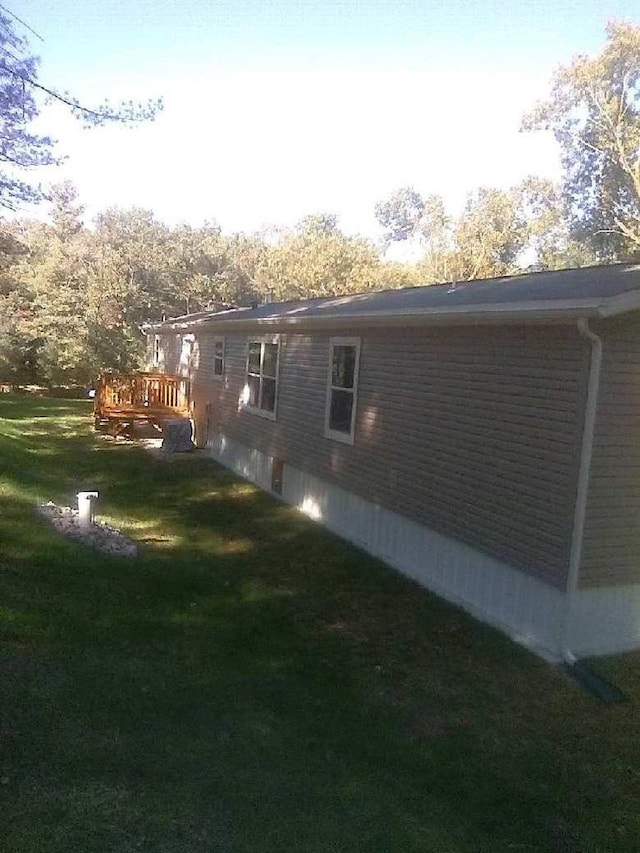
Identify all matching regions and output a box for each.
[1,394,639,852]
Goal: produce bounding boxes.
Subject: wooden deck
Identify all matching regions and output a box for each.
[94,372,191,437]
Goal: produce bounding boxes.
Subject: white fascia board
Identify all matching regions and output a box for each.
[596,288,640,318]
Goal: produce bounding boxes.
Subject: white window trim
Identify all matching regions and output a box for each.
[179,333,195,378]
[152,334,162,368]
[324,336,360,445]
[244,334,281,421]
[212,336,225,381]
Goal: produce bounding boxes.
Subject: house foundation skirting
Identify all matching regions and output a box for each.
[566,586,640,657]
[204,430,640,659]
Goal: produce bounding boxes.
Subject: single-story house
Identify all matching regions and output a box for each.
[146,262,640,660]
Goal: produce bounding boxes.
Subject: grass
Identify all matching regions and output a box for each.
[1,394,639,852]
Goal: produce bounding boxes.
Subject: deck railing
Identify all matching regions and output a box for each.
[94,372,190,427]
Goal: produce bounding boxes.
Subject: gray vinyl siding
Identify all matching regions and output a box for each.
[580,314,640,588]
[155,323,588,589]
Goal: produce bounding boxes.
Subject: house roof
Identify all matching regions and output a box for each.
[148,263,640,332]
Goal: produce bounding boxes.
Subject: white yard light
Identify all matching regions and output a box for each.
[77,491,99,528]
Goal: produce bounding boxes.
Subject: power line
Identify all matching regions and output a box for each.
[0,5,44,42]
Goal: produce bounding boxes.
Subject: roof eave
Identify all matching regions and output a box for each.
[147,298,607,332]
[596,288,640,318]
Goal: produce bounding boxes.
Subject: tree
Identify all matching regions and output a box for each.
[86,208,171,370]
[0,12,55,210]
[375,188,452,281]
[8,185,94,384]
[451,186,528,280]
[523,21,640,261]
[0,225,36,383]
[518,176,598,270]
[162,223,258,315]
[49,180,85,241]
[256,215,383,301]
[375,188,426,244]
[376,185,531,281]
[0,10,162,211]
[296,213,339,236]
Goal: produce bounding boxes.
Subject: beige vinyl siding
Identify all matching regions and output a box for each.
[183,324,587,588]
[580,314,640,587]
[188,333,227,439]
[150,332,182,376]
[146,334,155,367]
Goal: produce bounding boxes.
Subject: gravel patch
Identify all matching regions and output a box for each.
[37,502,138,558]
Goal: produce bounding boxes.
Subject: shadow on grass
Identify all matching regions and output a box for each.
[0,396,91,415]
[1,395,639,852]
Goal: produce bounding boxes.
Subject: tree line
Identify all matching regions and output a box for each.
[0,193,421,384]
[0,19,638,386]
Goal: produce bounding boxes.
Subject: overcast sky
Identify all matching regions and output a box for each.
[14,0,639,239]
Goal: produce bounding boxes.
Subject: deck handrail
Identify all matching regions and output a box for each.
[94,372,190,419]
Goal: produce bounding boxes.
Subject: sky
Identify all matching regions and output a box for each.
[11,0,640,241]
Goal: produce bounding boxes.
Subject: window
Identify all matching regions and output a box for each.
[152,335,162,368]
[325,337,360,443]
[179,334,194,376]
[213,337,225,379]
[246,338,280,418]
